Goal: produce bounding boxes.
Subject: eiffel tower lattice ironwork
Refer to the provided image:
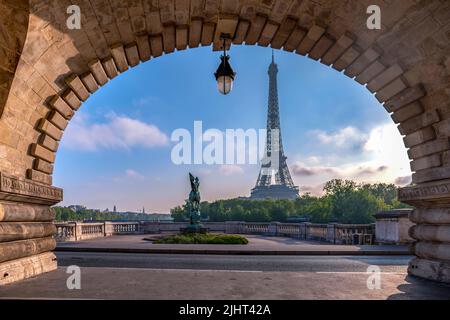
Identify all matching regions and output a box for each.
[250,53,299,200]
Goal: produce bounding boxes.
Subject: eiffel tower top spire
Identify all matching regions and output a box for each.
[250,52,299,200]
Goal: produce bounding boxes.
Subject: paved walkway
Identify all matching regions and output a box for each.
[1,266,449,300]
[56,234,410,255]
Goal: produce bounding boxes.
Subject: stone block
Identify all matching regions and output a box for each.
[111,45,129,73]
[233,19,250,45]
[33,159,54,175]
[62,90,82,110]
[391,102,424,123]
[37,120,62,142]
[162,24,176,53]
[27,169,52,185]
[375,78,407,102]
[0,202,55,222]
[344,47,380,78]
[0,252,57,286]
[398,110,440,135]
[410,208,450,224]
[80,73,99,94]
[189,18,203,48]
[30,143,55,164]
[258,21,279,47]
[0,237,56,264]
[403,127,435,147]
[321,33,354,65]
[213,16,239,50]
[308,34,334,61]
[125,44,140,67]
[38,134,59,152]
[410,154,441,171]
[176,26,189,51]
[384,85,426,113]
[332,45,361,71]
[408,257,450,283]
[136,35,152,61]
[245,15,266,45]
[49,96,74,119]
[201,22,216,46]
[48,111,68,130]
[367,64,404,92]
[89,60,109,85]
[0,222,56,242]
[296,25,325,55]
[410,225,450,243]
[408,138,449,159]
[283,26,307,52]
[355,60,385,85]
[271,17,297,49]
[150,35,163,57]
[65,75,90,101]
[412,166,450,184]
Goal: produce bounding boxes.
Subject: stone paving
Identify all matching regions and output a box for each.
[1,266,450,300]
[56,234,410,255]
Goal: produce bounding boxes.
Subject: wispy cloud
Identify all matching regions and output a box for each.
[309,126,368,152]
[63,113,169,151]
[292,123,411,188]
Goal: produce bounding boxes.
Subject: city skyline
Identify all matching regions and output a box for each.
[54,45,411,213]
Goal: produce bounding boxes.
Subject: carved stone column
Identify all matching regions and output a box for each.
[398,180,450,283]
[0,172,63,285]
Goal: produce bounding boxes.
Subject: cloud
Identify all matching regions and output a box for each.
[292,162,388,179]
[394,175,412,186]
[218,164,244,176]
[63,113,169,151]
[310,126,368,151]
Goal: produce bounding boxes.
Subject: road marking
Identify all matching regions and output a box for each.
[316,271,405,274]
[74,266,264,273]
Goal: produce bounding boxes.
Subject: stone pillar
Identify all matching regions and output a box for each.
[104,221,113,236]
[0,172,62,285]
[268,222,279,236]
[225,221,244,234]
[326,223,337,244]
[398,181,450,283]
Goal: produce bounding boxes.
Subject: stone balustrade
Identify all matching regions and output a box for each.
[54,221,376,245]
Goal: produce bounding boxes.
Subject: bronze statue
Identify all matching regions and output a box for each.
[188,173,201,225]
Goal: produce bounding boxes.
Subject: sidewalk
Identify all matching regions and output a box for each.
[56,234,411,255]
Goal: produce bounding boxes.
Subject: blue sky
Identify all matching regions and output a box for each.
[54,45,411,213]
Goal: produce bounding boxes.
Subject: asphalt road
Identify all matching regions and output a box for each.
[55,252,412,272]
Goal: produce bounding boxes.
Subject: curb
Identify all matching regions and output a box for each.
[55,247,411,256]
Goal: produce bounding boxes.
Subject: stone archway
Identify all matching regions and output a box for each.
[0,0,449,285]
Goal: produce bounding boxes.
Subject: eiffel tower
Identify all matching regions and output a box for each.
[250,53,299,200]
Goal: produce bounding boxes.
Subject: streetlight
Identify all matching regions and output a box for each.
[214,33,236,95]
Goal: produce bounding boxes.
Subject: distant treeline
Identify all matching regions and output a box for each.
[170,179,411,224]
[53,207,171,222]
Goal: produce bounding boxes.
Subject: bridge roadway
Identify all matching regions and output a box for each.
[1,252,450,299]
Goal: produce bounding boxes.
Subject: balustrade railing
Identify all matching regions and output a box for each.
[55,221,375,245]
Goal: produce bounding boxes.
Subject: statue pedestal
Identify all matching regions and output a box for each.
[180,224,208,234]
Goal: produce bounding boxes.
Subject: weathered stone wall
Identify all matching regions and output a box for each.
[0,0,448,284]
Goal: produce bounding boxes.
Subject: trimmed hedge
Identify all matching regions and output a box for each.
[153,233,249,245]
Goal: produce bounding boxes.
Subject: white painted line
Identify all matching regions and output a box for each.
[76,266,264,273]
[316,272,405,274]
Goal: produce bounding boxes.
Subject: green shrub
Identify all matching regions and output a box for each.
[153,233,248,245]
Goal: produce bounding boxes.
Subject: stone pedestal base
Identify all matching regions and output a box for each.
[408,257,450,283]
[0,252,57,285]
